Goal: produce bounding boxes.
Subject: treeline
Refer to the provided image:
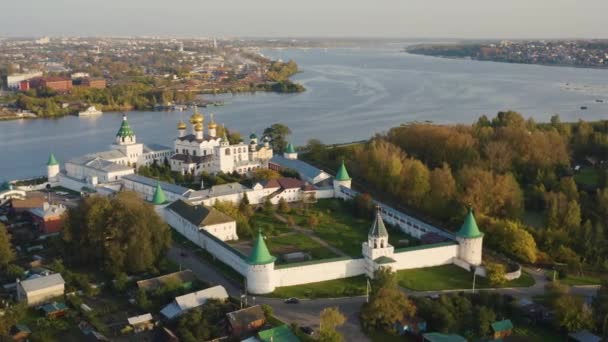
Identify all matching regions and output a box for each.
[302,111,608,271]
[266,60,299,82]
[15,83,195,117]
[406,44,484,58]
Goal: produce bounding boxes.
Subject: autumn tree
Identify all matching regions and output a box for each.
[361,268,416,332]
[319,307,346,342]
[278,197,290,214]
[263,123,292,152]
[485,262,507,287]
[62,191,171,275]
[0,223,15,270]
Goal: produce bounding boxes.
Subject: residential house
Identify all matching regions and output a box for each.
[160,285,229,320]
[568,330,602,342]
[491,319,513,340]
[9,324,31,341]
[257,324,300,342]
[422,332,467,342]
[29,202,66,234]
[127,313,155,332]
[40,302,68,318]
[136,270,197,292]
[16,273,65,306]
[226,305,266,338]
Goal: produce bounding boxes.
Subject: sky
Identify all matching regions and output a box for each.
[2,0,607,39]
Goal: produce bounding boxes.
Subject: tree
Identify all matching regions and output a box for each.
[263,123,292,152]
[319,307,346,342]
[252,168,281,182]
[475,306,496,337]
[481,218,538,263]
[263,197,274,213]
[238,193,254,218]
[0,223,15,269]
[553,294,594,332]
[278,197,291,214]
[485,262,507,287]
[361,268,416,332]
[62,191,171,275]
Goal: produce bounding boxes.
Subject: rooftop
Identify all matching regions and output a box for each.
[456,208,483,239]
[160,285,228,319]
[270,155,327,182]
[226,305,265,328]
[19,273,65,293]
[491,319,513,333]
[258,324,299,342]
[122,174,190,196]
[166,199,235,227]
[247,230,276,265]
[187,182,250,200]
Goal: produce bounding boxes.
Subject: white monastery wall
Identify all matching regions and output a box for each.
[273,258,366,287]
[391,244,459,271]
[205,222,238,241]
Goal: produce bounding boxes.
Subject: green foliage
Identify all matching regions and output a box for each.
[62,191,171,275]
[0,223,15,269]
[263,123,292,152]
[266,60,299,82]
[278,197,291,214]
[485,262,507,287]
[175,299,232,342]
[480,217,538,263]
[319,307,346,342]
[0,303,26,336]
[214,200,252,239]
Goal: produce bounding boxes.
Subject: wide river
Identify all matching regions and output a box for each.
[1,47,607,181]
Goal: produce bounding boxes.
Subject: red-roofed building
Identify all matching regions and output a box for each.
[30,77,72,92]
[262,177,317,204]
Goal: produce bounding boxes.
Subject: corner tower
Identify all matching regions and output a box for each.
[283,143,297,160]
[47,153,60,183]
[456,208,484,266]
[246,230,276,294]
[333,159,352,198]
[362,206,395,278]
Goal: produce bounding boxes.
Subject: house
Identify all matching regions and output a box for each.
[422,332,467,342]
[11,197,45,214]
[262,177,317,204]
[257,324,300,342]
[226,305,266,338]
[165,200,238,241]
[16,273,65,306]
[29,202,67,234]
[491,319,513,340]
[160,285,229,320]
[40,302,68,318]
[136,270,197,292]
[127,313,154,332]
[10,324,31,341]
[568,330,602,342]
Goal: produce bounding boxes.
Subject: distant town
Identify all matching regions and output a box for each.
[0,37,304,120]
[406,40,608,69]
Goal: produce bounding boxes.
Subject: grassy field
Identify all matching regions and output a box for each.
[251,210,292,237]
[270,275,367,299]
[574,167,602,187]
[289,199,414,257]
[267,233,340,262]
[397,265,535,291]
[544,270,603,286]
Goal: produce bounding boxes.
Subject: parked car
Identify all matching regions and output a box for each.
[284,297,300,304]
[300,326,315,336]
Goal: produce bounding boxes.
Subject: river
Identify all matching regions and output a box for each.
[1,47,608,181]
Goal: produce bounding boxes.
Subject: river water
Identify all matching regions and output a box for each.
[1,48,607,181]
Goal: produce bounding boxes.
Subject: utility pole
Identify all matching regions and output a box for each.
[366,278,371,303]
[472,268,477,294]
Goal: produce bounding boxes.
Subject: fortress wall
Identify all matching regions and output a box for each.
[391,244,459,271]
[273,258,366,287]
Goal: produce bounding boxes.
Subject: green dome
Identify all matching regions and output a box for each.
[47,153,59,166]
[284,143,296,154]
[250,133,257,139]
[152,182,168,205]
[116,116,135,138]
[335,160,351,181]
[456,208,483,239]
[247,230,276,265]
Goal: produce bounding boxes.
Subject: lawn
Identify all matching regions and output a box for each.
[251,210,292,237]
[267,233,340,263]
[397,265,535,291]
[544,270,603,286]
[574,167,602,187]
[290,199,414,257]
[269,275,367,299]
[512,324,566,341]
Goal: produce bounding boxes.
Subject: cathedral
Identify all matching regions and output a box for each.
[169,107,273,176]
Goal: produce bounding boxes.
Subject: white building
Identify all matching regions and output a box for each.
[170,109,273,176]
[165,199,238,241]
[16,273,65,306]
[160,285,229,320]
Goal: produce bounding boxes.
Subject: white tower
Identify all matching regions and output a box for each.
[47,153,60,183]
[115,115,136,145]
[333,160,352,199]
[362,206,395,278]
[249,133,258,152]
[177,120,187,138]
[208,113,217,138]
[456,208,484,266]
[283,142,297,160]
[246,230,276,294]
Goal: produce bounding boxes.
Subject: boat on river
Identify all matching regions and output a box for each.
[78,106,103,116]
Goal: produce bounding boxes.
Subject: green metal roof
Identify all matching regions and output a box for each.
[369,210,389,238]
[116,116,135,138]
[247,230,276,265]
[284,143,296,154]
[258,324,300,342]
[456,208,483,239]
[422,332,467,342]
[335,160,351,181]
[47,153,59,166]
[250,133,257,139]
[152,182,168,205]
[491,319,513,333]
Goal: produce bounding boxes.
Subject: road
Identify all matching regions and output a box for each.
[168,243,599,342]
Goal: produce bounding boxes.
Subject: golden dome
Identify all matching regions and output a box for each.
[208,113,217,128]
[194,122,204,132]
[189,112,204,124]
[177,120,187,130]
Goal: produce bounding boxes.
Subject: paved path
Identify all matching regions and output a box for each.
[169,241,599,342]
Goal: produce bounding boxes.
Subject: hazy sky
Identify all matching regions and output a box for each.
[2,0,607,38]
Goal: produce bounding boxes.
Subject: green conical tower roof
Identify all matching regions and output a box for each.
[152,182,168,205]
[369,206,388,237]
[116,115,135,138]
[284,143,296,154]
[456,208,483,239]
[47,153,59,166]
[247,230,276,265]
[335,160,351,181]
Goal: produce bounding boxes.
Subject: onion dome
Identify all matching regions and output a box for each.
[250,133,257,139]
[189,106,204,124]
[247,230,276,265]
[456,208,484,239]
[177,120,187,130]
[194,122,204,132]
[208,113,217,129]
